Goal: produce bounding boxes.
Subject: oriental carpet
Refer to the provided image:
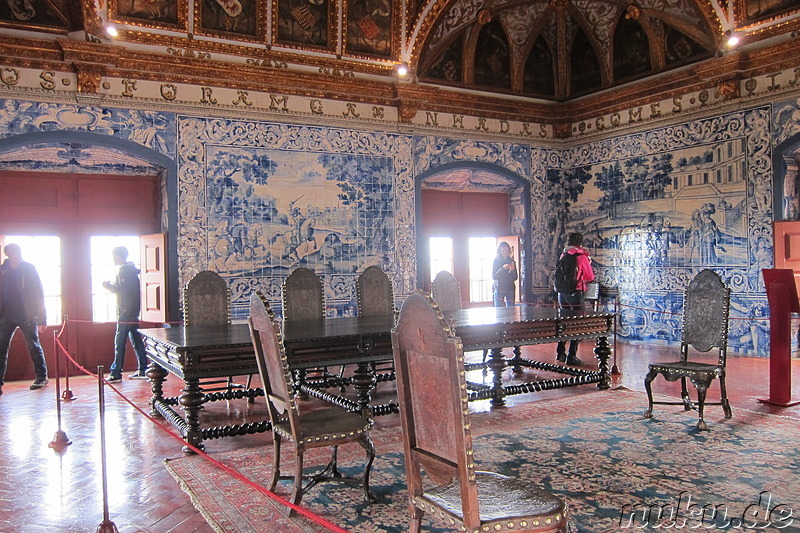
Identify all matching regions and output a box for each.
[165,389,800,532]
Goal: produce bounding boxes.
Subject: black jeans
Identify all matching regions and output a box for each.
[0,318,47,386]
[557,291,584,359]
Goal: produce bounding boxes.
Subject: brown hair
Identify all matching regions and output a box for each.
[567,232,584,246]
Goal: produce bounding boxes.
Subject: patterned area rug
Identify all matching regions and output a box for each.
[165,389,800,532]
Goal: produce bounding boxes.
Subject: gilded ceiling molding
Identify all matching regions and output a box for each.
[407,0,462,70]
[118,29,395,77]
[739,18,800,43]
[107,0,190,32]
[733,0,800,33]
[192,0,268,43]
[73,63,105,94]
[693,0,724,36]
[340,0,403,62]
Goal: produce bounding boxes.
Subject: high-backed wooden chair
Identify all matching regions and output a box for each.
[184,271,247,391]
[282,267,339,386]
[644,269,732,430]
[357,266,395,380]
[432,270,493,365]
[391,292,569,533]
[357,265,394,317]
[248,293,376,512]
[431,270,462,313]
[282,267,324,321]
[184,270,230,327]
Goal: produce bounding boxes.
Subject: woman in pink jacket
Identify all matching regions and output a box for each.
[555,232,595,365]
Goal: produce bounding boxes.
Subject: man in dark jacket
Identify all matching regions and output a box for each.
[0,243,49,394]
[103,246,148,382]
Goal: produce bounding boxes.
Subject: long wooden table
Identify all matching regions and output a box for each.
[139,306,613,451]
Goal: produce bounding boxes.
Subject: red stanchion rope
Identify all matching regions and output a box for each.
[53,333,350,533]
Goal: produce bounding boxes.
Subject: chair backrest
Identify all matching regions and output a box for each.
[248,292,300,431]
[357,266,394,317]
[183,270,230,327]
[431,270,462,313]
[682,269,730,357]
[283,267,323,321]
[392,292,480,525]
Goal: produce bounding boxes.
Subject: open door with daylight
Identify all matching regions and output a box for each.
[140,233,168,324]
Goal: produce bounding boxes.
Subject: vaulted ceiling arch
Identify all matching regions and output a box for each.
[414,0,722,101]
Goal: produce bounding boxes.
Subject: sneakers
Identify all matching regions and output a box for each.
[128,370,148,380]
[30,378,49,390]
[107,374,123,383]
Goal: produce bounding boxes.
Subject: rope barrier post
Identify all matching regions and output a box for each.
[48,329,72,451]
[60,316,75,401]
[96,365,120,533]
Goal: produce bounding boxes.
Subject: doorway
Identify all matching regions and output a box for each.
[420,189,517,306]
[0,171,160,380]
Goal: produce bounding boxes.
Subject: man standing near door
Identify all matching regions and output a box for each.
[0,243,49,394]
[103,246,148,382]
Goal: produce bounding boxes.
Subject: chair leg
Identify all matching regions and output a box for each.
[643,368,657,419]
[269,434,282,492]
[289,450,305,511]
[680,377,692,411]
[359,434,377,503]
[719,375,732,419]
[409,505,424,533]
[694,379,710,431]
[328,445,342,478]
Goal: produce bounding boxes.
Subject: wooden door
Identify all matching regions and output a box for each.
[420,189,510,302]
[140,233,168,323]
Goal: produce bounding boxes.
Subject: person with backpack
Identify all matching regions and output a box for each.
[553,232,595,365]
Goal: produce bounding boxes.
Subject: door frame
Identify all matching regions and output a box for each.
[415,162,532,301]
[0,130,180,322]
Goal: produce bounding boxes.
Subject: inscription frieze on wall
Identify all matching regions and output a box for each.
[2,63,800,143]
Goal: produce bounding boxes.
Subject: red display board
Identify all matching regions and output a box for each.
[759,269,800,406]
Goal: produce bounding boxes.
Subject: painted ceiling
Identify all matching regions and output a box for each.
[0,0,798,103]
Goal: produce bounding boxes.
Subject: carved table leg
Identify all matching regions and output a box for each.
[179,378,205,453]
[594,336,611,390]
[351,362,376,418]
[488,347,507,406]
[146,362,169,417]
[509,346,524,374]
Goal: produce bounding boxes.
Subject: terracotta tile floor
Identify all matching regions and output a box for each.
[1,340,799,532]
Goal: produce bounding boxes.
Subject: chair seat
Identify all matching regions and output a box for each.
[650,361,721,377]
[423,471,567,526]
[274,408,371,445]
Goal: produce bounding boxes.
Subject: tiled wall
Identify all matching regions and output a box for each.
[551,107,774,355]
[2,96,799,355]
